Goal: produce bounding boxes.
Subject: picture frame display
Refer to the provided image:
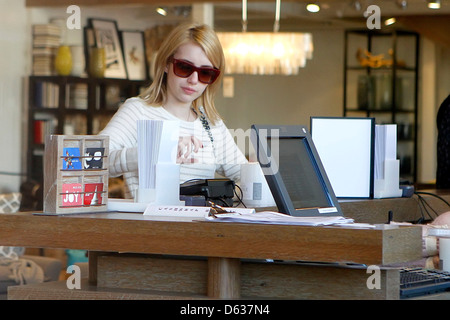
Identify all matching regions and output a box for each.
[121,30,148,81]
[89,18,127,79]
[310,117,375,199]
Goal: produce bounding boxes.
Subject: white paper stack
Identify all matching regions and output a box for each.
[137,119,163,189]
[374,124,397,180]
[136,120,182,205]
[373,124,402,198]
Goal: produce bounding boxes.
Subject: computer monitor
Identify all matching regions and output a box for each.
[250,124,343,217]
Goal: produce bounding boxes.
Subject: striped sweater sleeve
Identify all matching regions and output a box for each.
[211,120,248,181]
[100,100,141,177]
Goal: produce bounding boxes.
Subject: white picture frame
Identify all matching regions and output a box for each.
[311,117,375,198]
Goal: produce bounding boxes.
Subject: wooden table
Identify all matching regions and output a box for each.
[0,211,422,300]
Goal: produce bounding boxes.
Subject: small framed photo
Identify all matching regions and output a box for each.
[121,31,148,81]
[89,18,127,79]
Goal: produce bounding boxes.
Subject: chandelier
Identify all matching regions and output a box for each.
[217,0,313,76]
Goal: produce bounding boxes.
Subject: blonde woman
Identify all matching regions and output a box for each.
[100,23,247,199]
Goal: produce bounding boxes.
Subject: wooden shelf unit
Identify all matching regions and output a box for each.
[343,29,419,183]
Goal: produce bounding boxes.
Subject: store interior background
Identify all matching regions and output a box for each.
[1,0,450,193]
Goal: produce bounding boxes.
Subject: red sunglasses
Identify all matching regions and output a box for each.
[171,58,220,84]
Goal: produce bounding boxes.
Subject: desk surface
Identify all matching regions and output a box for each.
[0,211,421,265]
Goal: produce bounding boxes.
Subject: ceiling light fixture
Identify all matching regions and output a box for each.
[217,0,313,75]
[156,7,167,16]
[274,0,281,31]
[396,0,408,9]
[384,17,396,25]
[352,0,362,11]
[173,6,191,17]
[428,0,441,9]
[306,3,321,13]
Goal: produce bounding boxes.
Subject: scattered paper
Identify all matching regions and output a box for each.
[111,200,356,227]
[335,223,376,229]
[206,211,354,226]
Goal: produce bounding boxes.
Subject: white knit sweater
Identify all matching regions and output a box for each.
[99,97,247,198]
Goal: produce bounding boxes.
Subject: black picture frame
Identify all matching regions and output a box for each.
[120,30,148,81]
[83,26,95,75]
[88,18,127,79]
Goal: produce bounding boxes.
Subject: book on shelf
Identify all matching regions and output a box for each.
[31,24,61,76]
[66,83,88,110]
[32,24,61,37]
[33,116,57,144]
[32,35,60,48]
[34,81,59,108]
[32,47,58,56]
[32,55,56,76]
[63,115,87,135]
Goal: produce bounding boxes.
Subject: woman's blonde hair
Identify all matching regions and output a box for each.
[140,22,225,125]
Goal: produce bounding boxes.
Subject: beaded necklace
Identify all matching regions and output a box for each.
[198,110,216,157]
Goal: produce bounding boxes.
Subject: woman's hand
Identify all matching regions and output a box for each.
[177,136,203,163]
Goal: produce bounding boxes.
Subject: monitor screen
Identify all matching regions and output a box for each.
[269,137,332,209]
[251,124,342,217]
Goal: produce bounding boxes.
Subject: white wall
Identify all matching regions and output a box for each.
[417,38,450,183]
[0,0,29,192]
[418,38,437,183]
[431,42,450,183]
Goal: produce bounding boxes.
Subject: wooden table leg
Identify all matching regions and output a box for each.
[88,251,98,285]
[207,257,241,299]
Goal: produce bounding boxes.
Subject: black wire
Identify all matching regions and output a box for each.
[415,191,450,208]
[233,184,247,208]
[180,178,204,186]
[417,194,439,218]
[412,194,427,223]
[411,191,450,223]
[414,193,436,222]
